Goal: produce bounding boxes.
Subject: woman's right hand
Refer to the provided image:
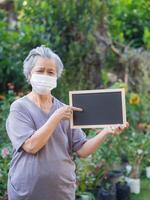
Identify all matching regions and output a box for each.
[54,105,83,120]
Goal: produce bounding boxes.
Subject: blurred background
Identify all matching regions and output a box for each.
[0,0,150,199]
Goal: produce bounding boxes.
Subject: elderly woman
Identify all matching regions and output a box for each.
[6,46,129,200]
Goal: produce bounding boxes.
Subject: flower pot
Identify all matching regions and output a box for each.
[76,194,91,200]
[116,182,130,200]
[125,165,132,175]
[125,177,140,194]
[146,166,150,178]
[80,195,89,200]
[76,195,82,200]
[98,186,116,200]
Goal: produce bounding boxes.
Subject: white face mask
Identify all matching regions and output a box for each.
[30,74,57,95]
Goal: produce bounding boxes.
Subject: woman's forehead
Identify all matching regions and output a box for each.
[34,57,56,70]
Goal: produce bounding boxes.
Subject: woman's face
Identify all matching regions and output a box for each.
[30,57,57,77]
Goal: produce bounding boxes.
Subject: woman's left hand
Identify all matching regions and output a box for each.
[103,122,129,136]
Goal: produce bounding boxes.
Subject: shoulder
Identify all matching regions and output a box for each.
[7,97,34,124]
[10,96,28,113]
[53,96,67,108]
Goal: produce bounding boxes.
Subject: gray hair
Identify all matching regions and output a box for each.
[23,45,64,81]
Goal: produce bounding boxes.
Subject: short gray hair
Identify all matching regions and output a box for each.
[23,45,64,81]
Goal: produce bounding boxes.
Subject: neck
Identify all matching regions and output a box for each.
[30,91,53,105]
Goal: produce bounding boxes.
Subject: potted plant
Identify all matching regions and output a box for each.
[89,131,128,199]
[116,180,130,200]
[146,167,150,178]
[123,129,150,194]
[145,157,150,178]
[144,140,150,179]
[98,178,116,200]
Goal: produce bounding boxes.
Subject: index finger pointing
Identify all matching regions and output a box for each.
[71,106,83,112]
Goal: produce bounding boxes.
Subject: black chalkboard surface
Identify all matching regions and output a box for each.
[69,89,126,128]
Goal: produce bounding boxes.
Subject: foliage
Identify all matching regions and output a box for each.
[0,0,149,98]
[0,91,16,197]
[0,0,102,101]
[76,130,123,192]
[144,27,150,50]
[111,81,150,178]
[0,8,25,93]
[0,90,16,144]
[107,0,150,48]
[124,129,150,179]
[0,143,12,197]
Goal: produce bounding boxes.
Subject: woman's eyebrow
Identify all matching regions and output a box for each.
[47,68,55,71]
[34,66,45,70]
[34,66,56,71]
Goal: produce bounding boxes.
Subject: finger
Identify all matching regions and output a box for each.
[125,122,129,128]
[121,122,129,129]
[112,125,122,135]
[113,129,121,135]
[117,124,123,130]
[65,106,73,115]
[71,106,83,112]
[110,126,115,134]
[64,114,72,119]
[66,108,73,114]
[120,122,129,130]
[111,125,116,131]
[115,127,121,132]
[116,124,125,130]
[65,111,73,116]
[66,106,71,111]
[64,116,71,120]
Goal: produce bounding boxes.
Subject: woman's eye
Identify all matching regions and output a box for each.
[37,70,43,73]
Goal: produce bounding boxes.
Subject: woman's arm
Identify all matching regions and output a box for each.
[77,122,129,158]
[22,112,61,154]
[22,106,82,154]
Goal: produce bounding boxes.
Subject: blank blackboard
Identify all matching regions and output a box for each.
[69,89,126,128]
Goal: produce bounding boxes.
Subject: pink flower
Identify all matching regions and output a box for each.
[1,148,10,158]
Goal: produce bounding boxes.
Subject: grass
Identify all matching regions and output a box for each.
[131,179,150,200]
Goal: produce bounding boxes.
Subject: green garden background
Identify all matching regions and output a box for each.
[0,0,150,199]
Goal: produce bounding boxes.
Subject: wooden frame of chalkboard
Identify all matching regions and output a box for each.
[69,88,126,129]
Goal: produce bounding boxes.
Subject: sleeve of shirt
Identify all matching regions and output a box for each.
[71,128,87,152]
[6,101,36,152]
